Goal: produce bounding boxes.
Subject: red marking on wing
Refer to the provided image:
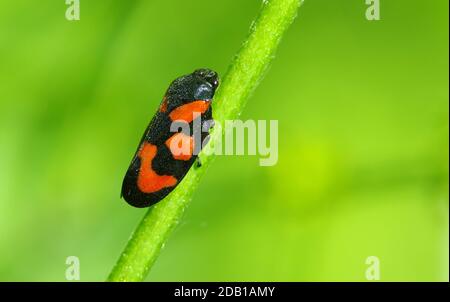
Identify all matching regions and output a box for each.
[159,97,168,113]
[137,142,177,193]
[165,133,194,161]
[169,100,210,123]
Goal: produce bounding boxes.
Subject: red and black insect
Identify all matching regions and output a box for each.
[121,69,219,208]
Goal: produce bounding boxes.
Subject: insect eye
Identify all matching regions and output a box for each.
[194,83,213,99]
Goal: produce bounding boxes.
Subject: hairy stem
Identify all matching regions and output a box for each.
[108,0,302,282]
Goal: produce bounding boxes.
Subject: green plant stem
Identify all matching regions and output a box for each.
[107,0,302,282]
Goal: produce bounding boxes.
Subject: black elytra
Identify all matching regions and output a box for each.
[121,69,219,208]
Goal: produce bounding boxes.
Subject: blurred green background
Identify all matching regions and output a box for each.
[0,0,448,281]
